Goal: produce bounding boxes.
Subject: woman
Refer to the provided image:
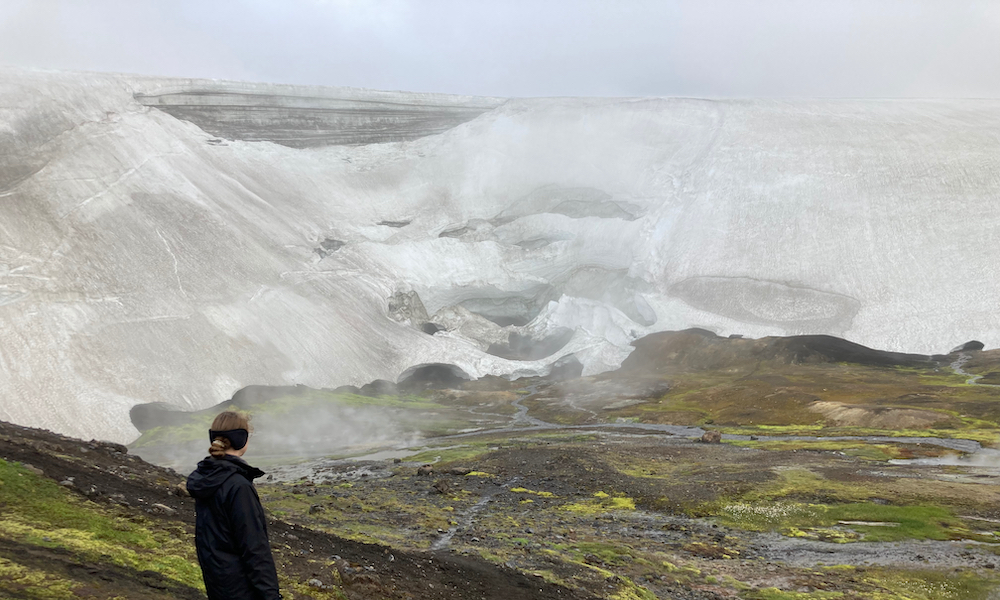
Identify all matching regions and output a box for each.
[186,411,282,600]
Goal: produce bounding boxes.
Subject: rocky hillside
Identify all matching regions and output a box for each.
[0,418,594,600]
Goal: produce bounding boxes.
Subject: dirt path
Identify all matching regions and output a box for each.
[431,477,517,551]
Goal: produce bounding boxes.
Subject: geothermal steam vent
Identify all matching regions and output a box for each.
[2,67,1000,442]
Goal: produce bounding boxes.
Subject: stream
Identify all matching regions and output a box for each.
[952,351,1000,386]
[271,355,1000,478]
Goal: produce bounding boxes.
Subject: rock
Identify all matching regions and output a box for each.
[92,440,128,454]
[398,364,470,391]
[548,354,584,381]
[59,480,75,488]
[393,458,402,464]
[416,464,434,476]
[387,291,430,328]
[21,463,43,476]
[446,467,472,476]
[701,430,722,444]
[431,480,451,495]
[151,503,176,516]
[315,238,345,258]
[308,504,323,514]
[359,379,398,398]
[307,578,325,588]
[175,482,189,497]
[951,340,985,353]
[422,322,445,335]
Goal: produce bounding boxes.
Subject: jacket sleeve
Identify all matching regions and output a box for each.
[225,480,282,600]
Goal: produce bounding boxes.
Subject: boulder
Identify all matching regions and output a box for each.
[151,503,176,516]
[951,340,985,353]
[700,430,722,444]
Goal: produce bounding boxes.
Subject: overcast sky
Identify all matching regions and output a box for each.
[0,0,998,98]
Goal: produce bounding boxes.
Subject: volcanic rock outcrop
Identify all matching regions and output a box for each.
[3,67,1000,441]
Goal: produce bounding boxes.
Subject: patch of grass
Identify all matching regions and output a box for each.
[407,443,493,464]
[609,576,658,600]
[0,457,203,591]
[0,557,77,600]
[551,541,635,567]
[510,487,557,498]
[0,519,204,589]
[261,482,463,550]
[563,492,636,514]
[747,468,873,504]
[281,574,347,600]
[616,455,680,480]
[723,426,1000,444]
[129,413,218,448]
[722,439,923,461]
[716,500,967,542]
[860,568,1000,600]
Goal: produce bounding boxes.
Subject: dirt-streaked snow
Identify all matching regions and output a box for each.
[2,68,999,442]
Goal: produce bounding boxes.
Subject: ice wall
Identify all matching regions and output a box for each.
[2,68,999,442]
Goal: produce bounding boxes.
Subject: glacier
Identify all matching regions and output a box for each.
[2,67,999,442]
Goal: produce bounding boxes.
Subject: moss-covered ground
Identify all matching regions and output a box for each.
[15,331,1000,598]
[252,422,1000,599]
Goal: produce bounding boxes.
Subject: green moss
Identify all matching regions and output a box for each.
[746,588,843,599]
[281,574,347,600]
[746,468,872,503]
[721,426,1000,444]
[131,412,224,448]
[716,499,967,542]
[1,519,204,590]
[407,443,493,464]
[0,459,203,590]
[861,568,999,600]
[722,439,923,461]
[562,492,636,514]
[510,487,557,498]
[609,576,658,600]
[550,541,635,567]
[0,557,77,600]
[133,392,457,450]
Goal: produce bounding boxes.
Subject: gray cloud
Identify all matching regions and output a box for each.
[1,0,999,97]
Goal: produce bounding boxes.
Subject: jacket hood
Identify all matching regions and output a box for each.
[186,455,265,499]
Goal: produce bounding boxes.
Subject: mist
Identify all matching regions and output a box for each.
[2,0,1000,98]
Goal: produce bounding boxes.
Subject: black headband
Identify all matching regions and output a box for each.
[209,428,249,451]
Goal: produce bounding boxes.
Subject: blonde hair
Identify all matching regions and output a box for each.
[208,411,252,458]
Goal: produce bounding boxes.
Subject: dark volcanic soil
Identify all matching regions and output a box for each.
[0,419,596,600]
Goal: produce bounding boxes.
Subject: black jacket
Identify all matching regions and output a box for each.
[186,455,281,600]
